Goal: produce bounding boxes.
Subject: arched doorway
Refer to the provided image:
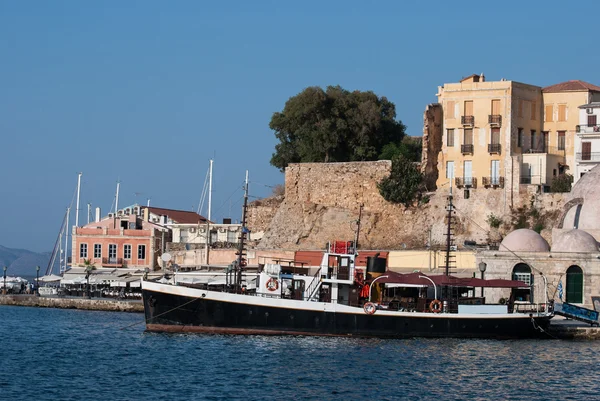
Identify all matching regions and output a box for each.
[566,265,583,304]
[512,263,533,302]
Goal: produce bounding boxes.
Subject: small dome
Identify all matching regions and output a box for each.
[570,164,600,200]
[499,229,550,252]
[552,229,599,253]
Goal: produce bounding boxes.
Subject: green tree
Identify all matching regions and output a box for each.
[550,173,573,193]
[270,86,406,171]
[378,155,424,206]
[379,136,422,162]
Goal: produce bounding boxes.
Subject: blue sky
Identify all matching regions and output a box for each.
[1,1,598,252]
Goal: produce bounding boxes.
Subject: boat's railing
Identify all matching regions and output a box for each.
[304,268,323,301]
[512,302,550,315]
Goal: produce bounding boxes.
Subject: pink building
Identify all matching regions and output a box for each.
[72,206,207,271]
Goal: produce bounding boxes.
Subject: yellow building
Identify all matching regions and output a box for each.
[434,75,600,193]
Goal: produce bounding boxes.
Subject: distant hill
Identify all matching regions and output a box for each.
[0,245,51,278]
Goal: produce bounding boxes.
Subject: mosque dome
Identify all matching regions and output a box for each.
[562,165,600,230]
[499,229,550,252]
[552,229,599,253]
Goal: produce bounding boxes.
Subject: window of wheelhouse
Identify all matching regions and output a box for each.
[566,265,583,304]
[512,263,533,302]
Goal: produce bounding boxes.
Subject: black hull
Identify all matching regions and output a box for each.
[142,288,552,339]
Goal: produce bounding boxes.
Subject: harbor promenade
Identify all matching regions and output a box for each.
[0,294,143,313]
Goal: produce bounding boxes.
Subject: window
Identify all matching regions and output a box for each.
[588,114,597,127]
[518,99,524,118]
[227,230,237,243]
[582,142,592,161]
[517,128,523,147]
[447,101,455,119]
[541,131,548,152]
[558,104,566,122]
[491,128,500,144]
[544,104,553,122]
[80,243,88,259]
[138,245,146,260]
[491,99,501,115]
[464,100,473,116]
[463,128,473,145]
[94,244,101,258]
[530,130,536,149]
[446,161,454,179]
[558,131,565,151]
[531,101,537,120]
[124,244,132,260]
[108,244,117,261]
[447,129,454,146]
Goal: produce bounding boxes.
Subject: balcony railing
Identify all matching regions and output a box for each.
[102,257,124,266]
[521,145,564,155]
[482,176,504,188]
[488,143,501,154]
[576,124,600,134]
[520,176,532,184]
[455,177,477,188]
[461,115,475,126]
[488,115,502,126]
[576,152,600,162]
[461,144,474,154]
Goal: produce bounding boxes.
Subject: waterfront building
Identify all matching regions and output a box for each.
[71,205,206,271]
[430,74,600,196]
[476,165,600,309]
[574,101,600,183]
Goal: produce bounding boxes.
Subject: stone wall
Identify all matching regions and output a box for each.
[247,195,284,237]
[256,161,568,252]
[421,103,443,190]
[0,295,143,312]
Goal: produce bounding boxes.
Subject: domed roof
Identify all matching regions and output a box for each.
[561,165,600,230]
[552,229,599,253]
[499,229,550,252]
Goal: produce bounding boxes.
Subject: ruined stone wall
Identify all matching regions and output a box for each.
[421,103,443,190]
[247,195,284,236]
[256,161,568,252]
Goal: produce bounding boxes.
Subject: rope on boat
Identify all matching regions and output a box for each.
[119,296,201,331]
[531,316,558,339]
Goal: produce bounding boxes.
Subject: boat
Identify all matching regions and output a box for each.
[141,174,553,339]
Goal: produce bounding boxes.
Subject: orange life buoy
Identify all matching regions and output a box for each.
[363,302,376,315]
[429,299,442,313]
[266,277,279,292]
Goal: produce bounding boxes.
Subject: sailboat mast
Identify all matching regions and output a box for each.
[205,159,213,265]
[75,172,82,228]
[115,181,120,214]
[235,171,249,293]
[63,207,70,273]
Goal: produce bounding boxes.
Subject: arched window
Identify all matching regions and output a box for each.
[566,265,583,304]
[512,263,533,302]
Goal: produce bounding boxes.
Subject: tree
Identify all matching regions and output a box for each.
[270,86,406,171]
[550,173,573,193]
[378,155,424,206]
[378,136,422,162]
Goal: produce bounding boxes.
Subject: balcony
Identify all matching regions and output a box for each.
[576,152,600,162]
[488,115,502,126]
[455,177,477,188]
[482,176,504,188]
[461,115,475,126]
[461,144,474,155]
[488,143,501,154]
[520,176,532,184]
[521,145,564,155]
[576,125,600,135]
[102,257,124,266]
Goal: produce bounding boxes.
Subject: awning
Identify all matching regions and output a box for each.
[372,271,528,288]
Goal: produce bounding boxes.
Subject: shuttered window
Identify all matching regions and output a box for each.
[447,101,455,119]
[464,100,473,116]
[588,115,597,127]
[558,131,565,151]
[518,99,524,118]
[545,104,553,122]
[558,104,567,122]
[531,101,537,120]
[491,128,500,144]
[491,99,500,115]
[447,129,454,146]
[463,129,473,145]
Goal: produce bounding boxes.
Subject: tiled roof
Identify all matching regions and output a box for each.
[143,207,208,224]
[542,80,600,93]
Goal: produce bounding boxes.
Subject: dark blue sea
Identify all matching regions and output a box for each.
[0,305,597,401]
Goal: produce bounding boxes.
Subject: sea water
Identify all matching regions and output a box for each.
[0,305,597,401]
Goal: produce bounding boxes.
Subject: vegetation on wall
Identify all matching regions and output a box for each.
[378,155,424,206]
[486,213,503,229]
[550,173,573,193]
[269,86,407,171]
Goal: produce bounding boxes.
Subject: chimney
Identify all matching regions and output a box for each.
[95,207,101,223]
[143,208,149,222]
[480,72,485,82]
[223,218,232,224]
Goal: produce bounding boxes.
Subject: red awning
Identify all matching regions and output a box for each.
[371,271,528,288]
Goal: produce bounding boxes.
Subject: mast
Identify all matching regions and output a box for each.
[444,187,453,276]
[235,171,249,293]
[205,159,213,265]
[87,203,91,225]
[75,172,82,227]
[115,180,120,214]
[354,203,363,255]
[63,207,70,273]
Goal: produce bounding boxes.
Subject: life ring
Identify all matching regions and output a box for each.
[266,278,279,292]
[363,302,376,315]
[429,299,442,313]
